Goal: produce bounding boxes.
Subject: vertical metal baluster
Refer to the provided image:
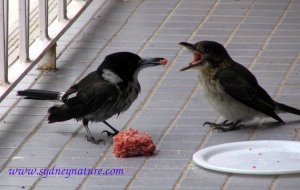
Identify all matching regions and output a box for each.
[39,0,49,40]
[19,0,30,63]
[58,0,67,21]
[0,0,94,101]
[38,0,56,70]
[0,0,8,84]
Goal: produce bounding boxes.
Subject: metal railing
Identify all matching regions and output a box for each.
[0,0,93,101]
[0,0,8,85]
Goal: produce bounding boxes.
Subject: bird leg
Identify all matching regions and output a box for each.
[83,119,105,144]
[101,120,119,136]
[203,120,244,132]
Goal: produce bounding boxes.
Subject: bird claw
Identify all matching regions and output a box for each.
[85,135,105,145]
[211,127,221,132]
[101,130,118,137]
[203,122,223,132]
[212,125,231,132]
[203,120,244,132]
[203,122,213,127]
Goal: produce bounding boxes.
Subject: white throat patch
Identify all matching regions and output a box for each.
[102,69,123,84]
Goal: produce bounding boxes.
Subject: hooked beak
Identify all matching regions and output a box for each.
[139,57,168,69]
[179,42,203,71]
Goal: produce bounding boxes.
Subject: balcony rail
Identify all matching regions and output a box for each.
[0,0,93,102]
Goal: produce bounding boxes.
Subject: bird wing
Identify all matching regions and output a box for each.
[214,63,283,122]
[61,72,119,116]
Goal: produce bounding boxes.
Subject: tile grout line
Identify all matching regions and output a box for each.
[272,49,300,97]
[247,0,294,71]
[223,0,258,48]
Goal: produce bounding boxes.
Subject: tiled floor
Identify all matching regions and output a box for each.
[1,0,300,189]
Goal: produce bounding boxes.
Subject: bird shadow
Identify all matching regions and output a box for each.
[243,119,300,130]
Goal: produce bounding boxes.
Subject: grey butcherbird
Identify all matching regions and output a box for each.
[17,52,168,144]
[179,40,300,131]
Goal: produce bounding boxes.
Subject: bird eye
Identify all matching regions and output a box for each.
[204,48,209,53]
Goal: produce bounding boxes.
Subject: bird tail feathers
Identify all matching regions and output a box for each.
[276,102,300,116]
[17,89,62,101]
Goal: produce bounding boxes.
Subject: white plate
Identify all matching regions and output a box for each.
[193,140,300,175]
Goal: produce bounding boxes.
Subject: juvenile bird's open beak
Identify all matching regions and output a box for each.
[139,57,168,69]
[179,42,203,71]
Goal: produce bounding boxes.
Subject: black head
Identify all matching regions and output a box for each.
[97,52,167,81]
[178,41,231,71]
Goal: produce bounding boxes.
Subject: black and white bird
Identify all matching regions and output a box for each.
[17,52,168,144]
[179,41,300,131]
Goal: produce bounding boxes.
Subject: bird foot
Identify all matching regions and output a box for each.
[85,135,105,145]
[203,120,244,132]
[101,130,119,137]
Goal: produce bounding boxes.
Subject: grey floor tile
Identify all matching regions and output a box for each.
[84,176,132,187]
[274,175,300,190]
[130,176,178,188]
[1,0,300,189]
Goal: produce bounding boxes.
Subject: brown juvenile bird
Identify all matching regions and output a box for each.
[179,41,300,131]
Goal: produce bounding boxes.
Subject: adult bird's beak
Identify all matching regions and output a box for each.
[139,57,168,69]
[179,42,203,71]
